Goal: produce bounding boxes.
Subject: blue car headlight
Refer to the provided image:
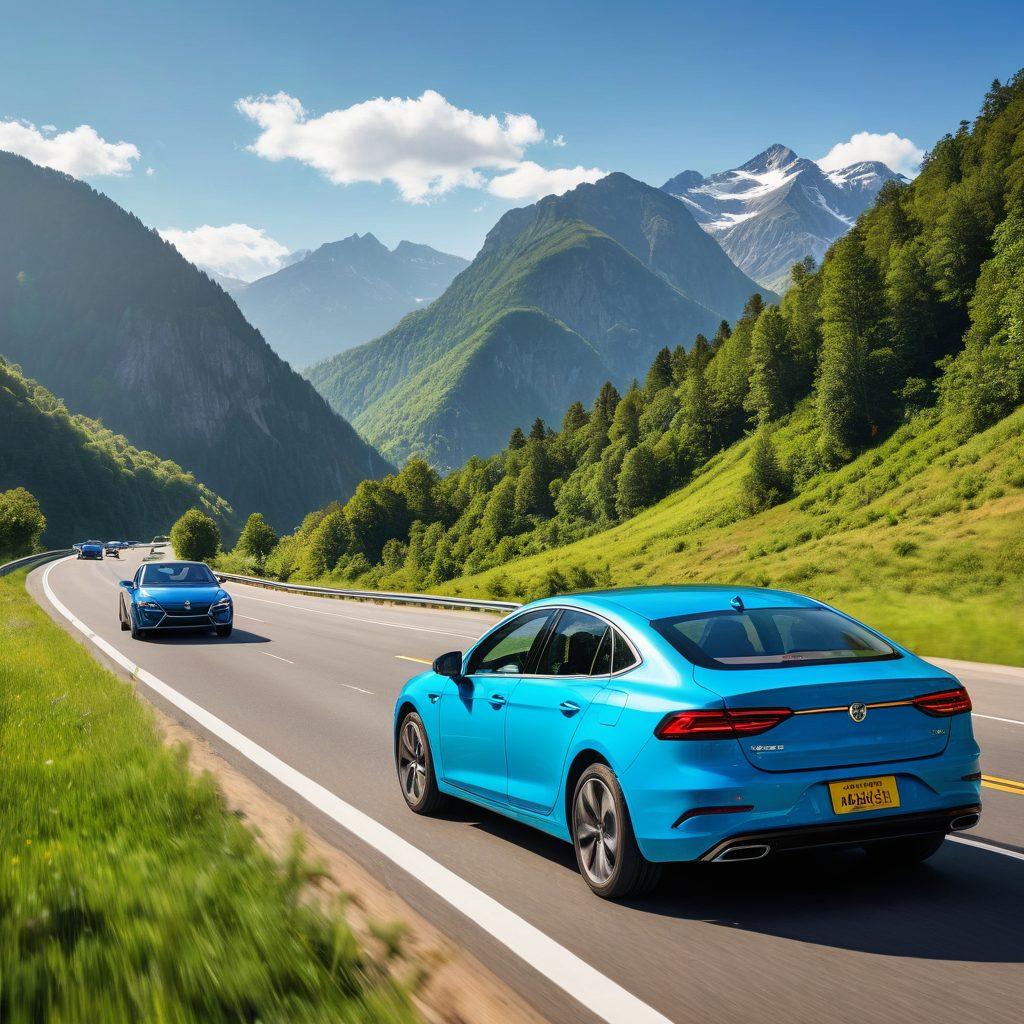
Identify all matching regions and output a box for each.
[211,596,232,617]
[138,599,161,610]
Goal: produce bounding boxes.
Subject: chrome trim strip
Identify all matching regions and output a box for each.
[792,698,915,716]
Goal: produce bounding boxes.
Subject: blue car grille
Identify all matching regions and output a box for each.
[164,603,211,615]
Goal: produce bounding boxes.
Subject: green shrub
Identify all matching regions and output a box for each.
[169,508,220,562]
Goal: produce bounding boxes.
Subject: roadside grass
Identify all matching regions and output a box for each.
[0,571,415,1023]
[442,404,1024,666]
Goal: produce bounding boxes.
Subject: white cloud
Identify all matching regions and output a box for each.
[0,119,139,177]
[236,88,594,204]
[487,160,607,201]
[551,134,567,148]
[159,223,290,282]
[817,131,924,177]
[145,166,155,176]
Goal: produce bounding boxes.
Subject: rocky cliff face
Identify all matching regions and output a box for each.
[0,152,390,530]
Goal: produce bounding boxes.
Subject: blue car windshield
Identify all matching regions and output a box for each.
[653,607,896,669]
[142,563,217,586]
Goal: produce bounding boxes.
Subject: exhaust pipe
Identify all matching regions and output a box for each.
[950,813,980,831]
[713,843,771,863]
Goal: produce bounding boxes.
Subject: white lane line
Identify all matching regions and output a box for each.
[947,836,1024,861]
[236,614,267,623]
[341,684,375,695]
[973,713,1024,727]
[41,557,668,1024]
[259,651,294,665]
[233,592,481,640]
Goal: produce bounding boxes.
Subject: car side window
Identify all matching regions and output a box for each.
[534,610,610,676]
[467,611,552,675]
[611,629,638,673]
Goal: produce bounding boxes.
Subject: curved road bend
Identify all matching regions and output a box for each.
[30,551,1024,1024]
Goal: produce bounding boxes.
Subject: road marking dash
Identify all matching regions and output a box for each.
[41,556,671,1024]
[341,684,375,695]
[396,655,432,665]
[236,614,266,623]
[973,712,1024,727]
[947,836,1024,861]
[259,651,294,665]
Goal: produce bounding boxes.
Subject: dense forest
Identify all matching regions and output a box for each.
[222,72,1024,598]
[0,358,232,545]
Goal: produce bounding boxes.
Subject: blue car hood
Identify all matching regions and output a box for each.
[138,584,226,609]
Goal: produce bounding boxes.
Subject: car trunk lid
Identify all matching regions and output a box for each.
[692,661,954,772]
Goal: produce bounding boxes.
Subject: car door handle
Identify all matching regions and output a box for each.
[427,692,441,704]
[488,693,507,707]
[559,700,581,714]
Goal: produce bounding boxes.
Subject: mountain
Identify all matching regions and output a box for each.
[0,152,390,531]
[230,234,469,366]
[662,144,907,292]
[0,357,233,545]
[307,172,770,468]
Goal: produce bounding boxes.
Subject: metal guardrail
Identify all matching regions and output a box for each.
[0,548,74,578]
[214,570,521,613]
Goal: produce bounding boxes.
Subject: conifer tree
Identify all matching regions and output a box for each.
[742,428,790,513]
[645,347,673,393]
[745,306,793,424]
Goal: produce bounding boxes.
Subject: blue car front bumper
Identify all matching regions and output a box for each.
[134,604,233,631]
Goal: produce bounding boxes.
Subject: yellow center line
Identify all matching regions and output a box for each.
[981,773,1024,795]
[395,655,432,665]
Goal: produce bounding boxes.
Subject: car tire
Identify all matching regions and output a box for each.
[396,711,447,815]
[571,763,662,899]
[216,625,232,638]
[119,601,129,631]
[129,609,146,641]
[863,833,946,866]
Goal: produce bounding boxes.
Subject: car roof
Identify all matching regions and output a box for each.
[528,585,820,621]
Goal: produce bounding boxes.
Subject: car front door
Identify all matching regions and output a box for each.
[437,609,554,805]
[505,609,613,816]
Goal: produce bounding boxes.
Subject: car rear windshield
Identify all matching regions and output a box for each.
[142,563,217,586]
[652,607,896,669]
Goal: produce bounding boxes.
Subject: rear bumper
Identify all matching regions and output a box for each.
[699,804,981,862]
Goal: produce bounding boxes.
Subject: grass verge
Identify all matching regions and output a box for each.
[0,570,414,1023]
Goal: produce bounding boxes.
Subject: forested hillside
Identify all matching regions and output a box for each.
[0,153,390,530]
[0,358,232,544]
[307,172,769,468]
[223,72,1024,658]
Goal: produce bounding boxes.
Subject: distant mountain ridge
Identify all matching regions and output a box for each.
[307,172,771,469]
[0,152,390,531]
[662,144,907,291]
[230,233,469,366]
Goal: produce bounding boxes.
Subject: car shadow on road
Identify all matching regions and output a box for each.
[435,799,1023,963]
[141,628,271,646]
[621,842,1024,963]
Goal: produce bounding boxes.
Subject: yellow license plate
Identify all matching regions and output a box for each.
[828,775,900,815]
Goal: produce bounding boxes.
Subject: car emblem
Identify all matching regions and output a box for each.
[848,702,867,723]
[184,600,191,610]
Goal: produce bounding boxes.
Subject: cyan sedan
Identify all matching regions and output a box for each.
[393,586,981,898]
[119,560,233,639]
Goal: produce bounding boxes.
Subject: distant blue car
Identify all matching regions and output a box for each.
[394,586,981,898]
[75,539,104,560]
[119,560,233,639]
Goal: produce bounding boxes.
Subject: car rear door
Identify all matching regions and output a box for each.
[505,609,612,816]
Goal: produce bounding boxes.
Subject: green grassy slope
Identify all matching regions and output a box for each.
[0,358,234,544]
[441,402,1024,666]
[356,308,610,467]
[0,571,413,1021]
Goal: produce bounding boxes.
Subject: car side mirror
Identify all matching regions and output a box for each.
[433,651,463,678]
[119,580,134,590]
[216,575,226,583]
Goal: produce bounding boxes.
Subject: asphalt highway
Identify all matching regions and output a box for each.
[30,550,1024,1024]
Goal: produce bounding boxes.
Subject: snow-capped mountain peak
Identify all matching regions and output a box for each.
[661,144,904,292]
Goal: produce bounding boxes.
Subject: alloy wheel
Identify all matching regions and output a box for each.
[398,718,428,804]
[574,777,618,885]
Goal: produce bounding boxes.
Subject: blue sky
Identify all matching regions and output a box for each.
[2,0,1021,276]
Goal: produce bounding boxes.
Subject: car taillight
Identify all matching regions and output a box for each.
[912,687,972,716]
[655,707,792,740]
